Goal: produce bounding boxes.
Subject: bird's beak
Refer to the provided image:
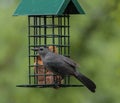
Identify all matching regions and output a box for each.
[31,47,39,51]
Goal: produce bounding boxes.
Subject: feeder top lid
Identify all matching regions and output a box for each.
[13,0,85,16]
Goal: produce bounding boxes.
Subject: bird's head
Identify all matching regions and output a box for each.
[32,47,49,57]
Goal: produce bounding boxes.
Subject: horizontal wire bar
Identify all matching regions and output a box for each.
[29,64,42,67]
[28,15,70,18]
[29,74,57,76]
[29,25,69,28]
[28,35,70,38]
[29,44,70,47]
[28,55,39,57]
[28,54,69,58]
[16,84,84,88]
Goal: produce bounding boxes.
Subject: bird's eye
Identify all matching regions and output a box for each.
[40,48,43,51]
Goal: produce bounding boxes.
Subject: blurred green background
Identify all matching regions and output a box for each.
[0,0,120,103]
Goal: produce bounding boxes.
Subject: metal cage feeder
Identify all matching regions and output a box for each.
[14,0,85,88]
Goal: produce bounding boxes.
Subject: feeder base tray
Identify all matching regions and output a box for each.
[16,84,84,88]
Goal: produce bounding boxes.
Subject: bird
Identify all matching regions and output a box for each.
[34,46,63,85]
[33,46,96,92]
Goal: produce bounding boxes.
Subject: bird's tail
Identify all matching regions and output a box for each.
[74,71,96,93]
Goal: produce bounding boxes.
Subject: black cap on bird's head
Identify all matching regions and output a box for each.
[32,47,49,56]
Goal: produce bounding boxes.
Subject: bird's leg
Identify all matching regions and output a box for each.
[53,74,62,88]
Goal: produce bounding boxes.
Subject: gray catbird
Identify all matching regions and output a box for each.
[33,47,96,92]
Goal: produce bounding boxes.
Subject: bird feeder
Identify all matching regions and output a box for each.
[14,0,85,88]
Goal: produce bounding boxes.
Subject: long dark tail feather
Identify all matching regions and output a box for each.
[74,72,96,93]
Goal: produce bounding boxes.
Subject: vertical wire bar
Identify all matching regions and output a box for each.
[68,15,70,57]
[58,16,62,54]
[39,16,41,45]
[67,15,70,84]
[52,15,56,84]
[64,15,66,56]
[38,16,43,85]
[63,15,67,84]
[28,16,31,84]
[59,16,62,54]
[60,16,63,54]
[44,16,47,46]
[38,16,41,85]
[44,16,47,85]
[33,16,36,84]
[58,16,61,54]
[35,17,38,84]
[52,15,55,48]
[65,15,69,85]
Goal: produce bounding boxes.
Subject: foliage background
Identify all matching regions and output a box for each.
[0,0,120,103]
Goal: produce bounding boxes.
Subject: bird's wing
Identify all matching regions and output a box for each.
[60,55,79,68]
